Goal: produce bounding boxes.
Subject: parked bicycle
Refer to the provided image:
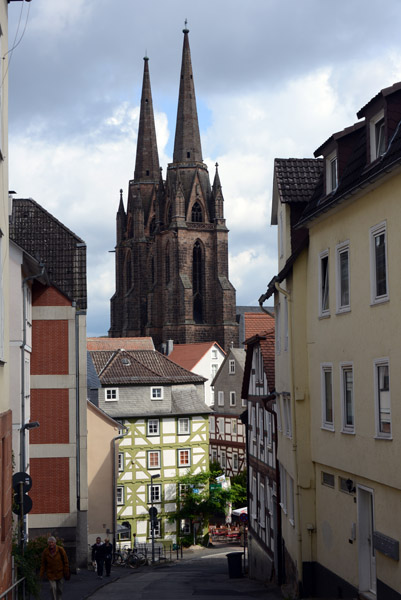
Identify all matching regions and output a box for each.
[113,546,146,568]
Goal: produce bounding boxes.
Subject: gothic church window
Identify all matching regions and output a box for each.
[193,241,203,323]
[149,216,156,236]
[191,202,203,222]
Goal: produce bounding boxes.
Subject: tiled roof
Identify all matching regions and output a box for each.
[259,329,275,393]
[9,198,87,309]
[168,341,224,371]
[274,158,323,204]
[89,349,206,386]
[244,312,275,342]
[87,337,154,351]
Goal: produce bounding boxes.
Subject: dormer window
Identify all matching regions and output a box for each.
[370,110,386,162]
[326,151,338,194]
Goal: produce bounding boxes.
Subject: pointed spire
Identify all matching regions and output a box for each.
[118,188,125,213]
[134,56,160,182]
[173,27,203,164]
[213,162,222,192]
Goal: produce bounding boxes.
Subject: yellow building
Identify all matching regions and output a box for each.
[261,82,401,599]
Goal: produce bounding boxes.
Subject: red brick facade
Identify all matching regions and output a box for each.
[0,410,12,594]
[30,389,69,444]
[31,320,69,375]
[30,457,70,514]
[33,284,71,307]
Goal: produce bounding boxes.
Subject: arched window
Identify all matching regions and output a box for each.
[149,216,156,236]
[193,241,203,323]
[191,202,203,222]
[165,243,170,284]
[166,203,172,225]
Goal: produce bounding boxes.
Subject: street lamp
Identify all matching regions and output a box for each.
[150,473,160,563]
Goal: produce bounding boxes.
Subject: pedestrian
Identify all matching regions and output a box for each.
[103,538,113,577]
[92,536,106,578]
[40,536,70,600]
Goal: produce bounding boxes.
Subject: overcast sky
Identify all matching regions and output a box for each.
[7,0,401,336]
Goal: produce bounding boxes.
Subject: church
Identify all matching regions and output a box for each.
[109,27,238,352]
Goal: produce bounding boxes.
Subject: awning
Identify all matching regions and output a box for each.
[232,507,247,516]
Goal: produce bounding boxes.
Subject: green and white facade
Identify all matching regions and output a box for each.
[89,348,211,546]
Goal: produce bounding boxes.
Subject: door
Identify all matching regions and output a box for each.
[358,486,376,596]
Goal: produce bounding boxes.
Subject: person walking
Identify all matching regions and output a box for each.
[92,537,106,578]
[40,536,70,600]
[103,538,113,577]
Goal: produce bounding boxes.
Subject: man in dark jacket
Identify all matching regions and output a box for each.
[91,537,106,578]
[40,536,70,599]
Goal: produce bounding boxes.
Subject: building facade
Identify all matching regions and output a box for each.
[109,28,238,352]
[209,347,247,476]
[261,82,401,599]
[89,347,211,545]
[9,198,88,569]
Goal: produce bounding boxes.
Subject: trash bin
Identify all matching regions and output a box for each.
[226,552,243,578]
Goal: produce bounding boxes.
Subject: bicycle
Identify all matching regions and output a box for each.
[127,548,146,569]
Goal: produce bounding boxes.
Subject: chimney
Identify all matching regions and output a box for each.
[167,339,174,355]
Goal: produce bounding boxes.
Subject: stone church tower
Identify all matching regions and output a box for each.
[109,28,238,351]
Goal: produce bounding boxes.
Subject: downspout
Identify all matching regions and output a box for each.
[74,306,86,511]
[20,265,45,473]
[112,426,129,553]
[273,281,303,590]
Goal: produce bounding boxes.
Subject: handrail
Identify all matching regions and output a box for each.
[0,577,25,600]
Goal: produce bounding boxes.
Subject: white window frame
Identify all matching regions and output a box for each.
[178,448,191,467]
[211,348,218,359]
[370,222,388,304]
[178,417,190,435]
[221,450,226,469]
[374,358,391,439]
[147,483,162,503]
[326,150,338,194]
[321,363,334,430]
[149,519,161,538]
[147,450,161,469]
[340,363,354,434]
[118,452,124,472]
[233,453,238,471]
[319,250,330,317]
[105,388,118,401]
[229,391,236,407]
[147,419,160,436]
[151,386,164,400]
[116,486,124,505]
[217,391,224,406]
[370,109,385,162]
[282,394,292,438]
[336,241,350,313]
[229,359,235,374]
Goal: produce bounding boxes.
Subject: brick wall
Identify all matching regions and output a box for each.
[30,389,69,444]
[30,457,70,514]
[33,284,71,307]
[31,320,69,375]
[0,411,12,595]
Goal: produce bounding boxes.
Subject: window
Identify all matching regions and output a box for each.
[282,394,292,437]
[370,222,388,303]
[233,453,238,471]
[221,451,226,469]
[191,202,203,222]
[118,453,124,472]
[117,486,124,505]
[374,359,391,438]
[181,519,191,535]
[106,388,118,401]
[217,391,224,406]
[148,483,161,503]
[336,242,350,312]
[178,449,191,467]
[211,363,218,380]
[147,450,161,469]
[151,387,163,400]
[279,464,287,513]
[370,110,386,161]
[209,417,215,434]
[232,418,237,434]
[229,360,235,374]
[178,418,190,435]
[326,151,338,194]
[212,348,217,359]
[211,449,217,463]
[229,391,236,407]
[149,519,161,538]
[179,483,192,499]
[321,364,334,430]
[147,419,160,436]
[319,251,330,316]
[341,364,354,433]
[322,472,335,488]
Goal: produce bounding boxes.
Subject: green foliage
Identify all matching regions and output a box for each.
[230,469,247,509]
[12,536,64,599]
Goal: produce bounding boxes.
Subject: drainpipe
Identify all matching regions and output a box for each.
[112,426,129,552]
[273,281,303,591]
[74,306,87,511]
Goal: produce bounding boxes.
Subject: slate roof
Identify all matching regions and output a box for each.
[168,341,225,371]
[89,349,206,386]
[274,158,323,204]
[10,198,87,309]
[242,324,275,398]
[87,337,154,351]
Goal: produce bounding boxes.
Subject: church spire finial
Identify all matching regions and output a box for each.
[183,18,189,33]
[173,27,203,164]
[133,55,160,183]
